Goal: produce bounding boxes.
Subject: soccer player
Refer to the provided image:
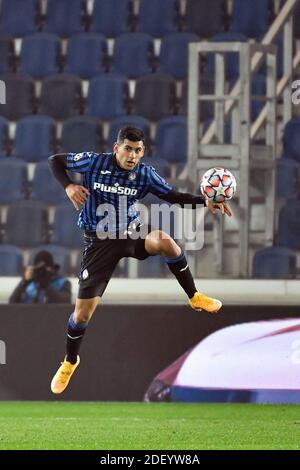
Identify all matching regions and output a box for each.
[48,127,232,394]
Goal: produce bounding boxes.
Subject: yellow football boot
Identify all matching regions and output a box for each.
[189,292,222,313]
[51,356,80,394]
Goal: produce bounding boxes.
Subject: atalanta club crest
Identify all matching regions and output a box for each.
[129,172,136,181]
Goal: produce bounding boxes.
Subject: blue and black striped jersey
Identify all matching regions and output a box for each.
[66,151,173,232]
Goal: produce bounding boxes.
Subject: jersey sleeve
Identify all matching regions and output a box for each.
[65,152,96,173]
[148,166,173,197]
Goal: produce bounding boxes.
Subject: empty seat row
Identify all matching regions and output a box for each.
[0,31,199,79]
[0,0,273,39]
[0,115,187,163]
[0,73,180,121]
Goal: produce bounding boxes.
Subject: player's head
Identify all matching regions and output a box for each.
[114,126,145,171]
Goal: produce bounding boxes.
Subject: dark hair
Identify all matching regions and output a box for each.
[117,127,145,145]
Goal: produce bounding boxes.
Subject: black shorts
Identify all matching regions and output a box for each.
[77,224,154,299]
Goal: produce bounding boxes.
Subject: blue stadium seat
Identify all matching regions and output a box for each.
[185,0,225,37]
[44,0,86,37]
[0,35,14,73]
[276,157,299,199]
[133,74,176,121]
[231,0,270,38]
[0,245,24,275]
[52,203,83,248]
[65,33,107,79]
[293,1,300,37]
[112,33,154,78]
[40,74,82,120]
[155,117,187,163]
[61,116,102,154]
[29,245,72,275]
[0,157,27,203]
[252,246,296,279]
[137,0,179,36]
[90,0,131,37]
[87,74,128,120]
[283,118,300,163]
[206,32,248,80]
[0,73,35,120]
[31,161,67,204]
[107,115,150,149]
[20,33,61,79]
[4,200,48,247]
[14,115,56,163]
[0,116,8,156]
[0,0,39,37]
[159,33,199,79]
[277,199,300,249]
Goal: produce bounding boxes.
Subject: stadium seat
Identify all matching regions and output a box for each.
[61,116,102,154]
[293,0,300,37]
[107,116,150,149]
[0,116,9,156]
[31,161,67,204]
[65,33,107,79]
[90,0,131,37]
[154,117,187,163]
[0,73,35,120]
[0,35,14,73]
[282,118,300,163]
[52,203,83,248]
[185,0,225,37]
[206,32,248,80]
[4,200,48,247]
[137,0,179,37]
[112,33,154,79]
[0,0,39,37]
[159,33,199,79]
[252,246,296,279]
[29,245,72,275]
[230,0,271,38]
[276,157,299,199]
[40,74,82,120]
[277,199,300,249]
[0,245,24,275]
[133,74,176,121]
[14,115,56,163]
[0,157,27,203]
[20,33,61,79]
[87,74,128,120]
[44,0,86,37]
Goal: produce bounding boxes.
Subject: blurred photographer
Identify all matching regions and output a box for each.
[9,250,71,304]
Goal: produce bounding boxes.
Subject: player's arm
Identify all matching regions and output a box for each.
[160,189,232,217]
[48,153,90,210]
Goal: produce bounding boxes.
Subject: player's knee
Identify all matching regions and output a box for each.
[158,237,179,257]
[74,297,100,324]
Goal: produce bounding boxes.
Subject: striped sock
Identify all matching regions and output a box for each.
[165,250,197,299]
[66,312,88,364]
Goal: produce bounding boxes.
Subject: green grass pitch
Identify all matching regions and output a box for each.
[0,402,299,450]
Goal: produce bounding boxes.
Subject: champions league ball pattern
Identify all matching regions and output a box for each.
[200,167,237,203]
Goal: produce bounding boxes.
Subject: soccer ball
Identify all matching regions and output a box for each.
[200,167,237,203]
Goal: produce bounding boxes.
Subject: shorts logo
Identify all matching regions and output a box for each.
[74,153,84,161]
[94,182,137,196]
[82,269,89,280]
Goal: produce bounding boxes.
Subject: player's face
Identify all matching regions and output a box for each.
[114,139,145,171]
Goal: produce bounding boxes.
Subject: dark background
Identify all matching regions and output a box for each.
[0,304,299,401]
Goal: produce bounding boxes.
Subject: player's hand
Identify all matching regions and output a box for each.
[65,184,90,210]
[24,266,34,281]
[206,200,232,217]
